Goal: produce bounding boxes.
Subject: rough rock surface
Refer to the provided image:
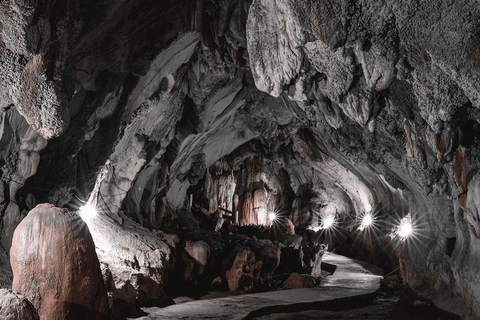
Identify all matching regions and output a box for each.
[225,246,263,292]
[91,215,172,310]
[181,240,210,284]
[0,0,479,319]
[10,204,108,320]
[283,273,318,290]
[0,289,39,320]
[244,1,480,317]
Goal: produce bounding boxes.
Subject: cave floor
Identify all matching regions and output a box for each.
[139,252,384,320]
[250,290,458,320]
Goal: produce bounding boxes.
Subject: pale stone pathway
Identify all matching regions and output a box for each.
[141,252,384,320]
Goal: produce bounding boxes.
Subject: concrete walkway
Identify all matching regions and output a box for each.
[143,252,384,320]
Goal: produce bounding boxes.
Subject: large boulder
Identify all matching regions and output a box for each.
[181,240,210,284]
[225,246,263,292]
[10,204,109,320]
[283,273,319,290]
[93,218,173,310]
[0,289,39,320]
[185,240,210,274]
[250,237,281,280]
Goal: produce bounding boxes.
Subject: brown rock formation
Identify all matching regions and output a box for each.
[225,247,263,292]
[181,240,210,284]
[282,218,296,238]
[283,273,318,290]
[10,204,108,320]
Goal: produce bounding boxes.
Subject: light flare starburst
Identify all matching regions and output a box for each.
[78,203,97,224]
[358,213,374,231]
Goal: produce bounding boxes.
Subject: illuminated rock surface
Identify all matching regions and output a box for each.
[10,204,108,320]
[283,273,318,290]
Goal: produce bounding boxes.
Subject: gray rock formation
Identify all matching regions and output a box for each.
[0,0,479,318]
[0,289,39,320]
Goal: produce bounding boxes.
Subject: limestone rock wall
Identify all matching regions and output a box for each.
[246,0,480,317]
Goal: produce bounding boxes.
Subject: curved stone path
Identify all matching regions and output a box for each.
[142,252,384,320]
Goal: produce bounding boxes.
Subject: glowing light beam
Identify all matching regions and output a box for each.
[398,217,412,239]
[322,214,335,229]
[358,213,373,231]
[78,203,97,223]
[268,212,277,221]
[390,213,414,241]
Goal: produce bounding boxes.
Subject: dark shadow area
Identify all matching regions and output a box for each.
[247,286,460,320]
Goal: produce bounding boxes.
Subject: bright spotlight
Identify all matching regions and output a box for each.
[392,214,413,240]
[78,203,97,223]
[322,215,335,229]
[398,219,412,238]
[363,214,373,226]
[268,212,277,221]
[358,213,373,231]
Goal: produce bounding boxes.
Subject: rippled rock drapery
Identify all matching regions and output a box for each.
[0,0,479,318]
[10,204,108,320]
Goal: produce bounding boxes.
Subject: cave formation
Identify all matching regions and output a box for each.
[0,0,479,319]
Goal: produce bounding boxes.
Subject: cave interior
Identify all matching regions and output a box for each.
[0,0,479,319]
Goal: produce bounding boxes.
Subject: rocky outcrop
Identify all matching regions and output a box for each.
[0,0,72,140]
[181,240,210,284]
[89,214,172,310]
[283,273,319,290]
[225,246,263,292]
[10,204,108,320]
[0,289,39,320]
[251,237,281,280]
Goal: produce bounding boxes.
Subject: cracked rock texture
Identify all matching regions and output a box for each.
[0,0,479,319]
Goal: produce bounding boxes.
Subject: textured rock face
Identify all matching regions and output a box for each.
[181,240,210,284]
[200,156,295,226]
[0,0,480,318]
[90,215,172,309]
[0,0,74,139]
[225,246,263,292]
[0,289,39,320]
[283,273,318,290]
[245,0,480,317]
[10,204,108,320]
